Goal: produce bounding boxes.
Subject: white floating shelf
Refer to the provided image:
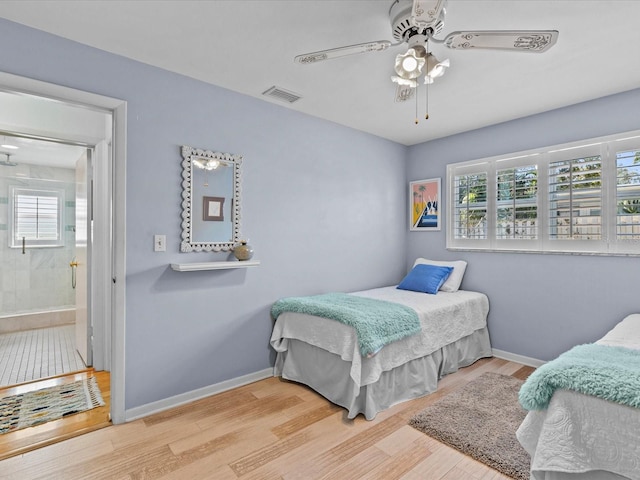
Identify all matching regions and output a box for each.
[170,260,260,272]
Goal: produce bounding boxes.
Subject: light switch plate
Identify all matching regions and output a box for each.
[154,234,166,252]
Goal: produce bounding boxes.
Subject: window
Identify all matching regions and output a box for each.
[616,147,640,241]
[9,187,64,248]
[446,130,640,255]
[496,165,537,240]
[548,154,602,241]
[453,172,487,239]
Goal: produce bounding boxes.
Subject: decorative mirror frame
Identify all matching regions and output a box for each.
[180,145,242,252]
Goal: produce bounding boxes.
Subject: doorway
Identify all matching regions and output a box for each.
[0,136,96,386]
[0,72,126,430]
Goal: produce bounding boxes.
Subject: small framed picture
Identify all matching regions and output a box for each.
[202,196,225,221]
[410,178,441,231]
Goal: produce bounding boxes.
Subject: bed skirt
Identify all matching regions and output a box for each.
[522,472,631,480]
[273,326,492,420]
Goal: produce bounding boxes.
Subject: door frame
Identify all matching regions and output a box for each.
[0,71,127,424]
[75,148,93,367]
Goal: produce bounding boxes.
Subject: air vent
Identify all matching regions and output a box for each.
[262,86,302,104]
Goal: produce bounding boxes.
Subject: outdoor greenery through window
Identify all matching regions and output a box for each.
[497,165,537,240]
[9,187,64,248]
[446,130,640,255]
[617,148,640,239]
[549,155,602,240]
[454,173,487,239]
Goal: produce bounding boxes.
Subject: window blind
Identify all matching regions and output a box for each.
[10,187,64,248]
[548,155,602,240]
[14,194,59,241]
[453,172,487,239]
[616,148,640,240]
[445,129,640,255]
[496,165,538,239]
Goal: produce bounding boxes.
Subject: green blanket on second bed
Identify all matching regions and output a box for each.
[271,292,421,357]
[519,343,640,410]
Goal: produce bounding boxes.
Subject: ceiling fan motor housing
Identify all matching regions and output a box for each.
[389,0,445,43]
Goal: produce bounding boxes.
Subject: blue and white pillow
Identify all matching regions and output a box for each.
[397,264,454,294]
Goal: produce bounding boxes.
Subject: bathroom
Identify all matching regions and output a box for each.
[0,136,88,386]
[0,87,116,389]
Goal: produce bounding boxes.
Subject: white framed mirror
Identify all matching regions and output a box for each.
[180,145,242,252]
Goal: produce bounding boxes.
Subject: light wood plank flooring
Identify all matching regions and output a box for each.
[0,326,86,387]
[0,369,111,461]
[0,357,533,479]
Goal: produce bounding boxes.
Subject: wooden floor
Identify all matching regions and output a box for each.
[0,369,111,461]
[0,357,533,480]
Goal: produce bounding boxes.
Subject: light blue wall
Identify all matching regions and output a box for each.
[0,19,408,409]
[407,88,640,361]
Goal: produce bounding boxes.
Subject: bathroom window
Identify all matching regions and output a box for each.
[9,187,65,248]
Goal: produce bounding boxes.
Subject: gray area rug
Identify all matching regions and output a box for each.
[409,372,530,480]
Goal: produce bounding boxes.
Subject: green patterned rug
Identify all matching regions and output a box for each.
[0,377,105,434]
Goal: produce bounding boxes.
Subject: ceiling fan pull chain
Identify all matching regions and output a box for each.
[415,82,419,124]
[424,41,430,120]
[425,76,429,120]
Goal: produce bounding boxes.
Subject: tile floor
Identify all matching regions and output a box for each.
[0,325,86,387]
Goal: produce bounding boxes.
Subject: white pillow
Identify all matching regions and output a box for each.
[412,258,467,292]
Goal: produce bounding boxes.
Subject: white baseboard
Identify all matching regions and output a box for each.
[492,348,545,368]
[124,367,273,422]
[123,350,542,422]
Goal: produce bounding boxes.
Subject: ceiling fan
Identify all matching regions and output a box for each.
[294,0,558,115]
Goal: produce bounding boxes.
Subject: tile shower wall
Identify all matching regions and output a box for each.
[0,164,76,315]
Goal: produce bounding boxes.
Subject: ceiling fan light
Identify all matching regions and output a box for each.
[391,76,418,88]
[394,48,425,79]
[424,54,450,83]
[402,56,418,72]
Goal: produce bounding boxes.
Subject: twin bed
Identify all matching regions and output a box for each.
[517,313,640,480]
[270,258,492,420]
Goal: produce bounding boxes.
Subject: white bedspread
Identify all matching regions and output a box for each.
[516,314,640,480]
[270,287,489,387]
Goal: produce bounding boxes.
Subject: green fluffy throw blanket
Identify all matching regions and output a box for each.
[271,293,421,357]
[519,343,640,410]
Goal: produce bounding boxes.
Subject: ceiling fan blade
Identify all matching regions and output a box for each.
[411,0,447,32]
[294,40,393,64]
[443,30,559,53]
[395,84,415,103]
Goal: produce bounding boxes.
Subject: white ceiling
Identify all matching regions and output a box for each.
[0,91,109,168]
[0,1,639,146]
[0,134,85,169]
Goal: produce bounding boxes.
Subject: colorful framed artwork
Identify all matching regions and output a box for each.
[410,178,441,231]
[202,196,225,221]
